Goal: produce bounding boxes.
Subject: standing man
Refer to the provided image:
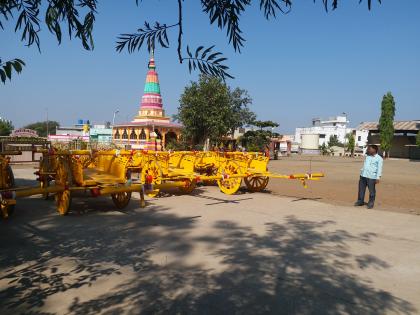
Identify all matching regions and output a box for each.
[354,145,383,209]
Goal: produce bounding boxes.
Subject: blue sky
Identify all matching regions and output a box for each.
[1,0,419,133]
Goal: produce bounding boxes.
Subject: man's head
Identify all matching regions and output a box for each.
[367,144,379,155]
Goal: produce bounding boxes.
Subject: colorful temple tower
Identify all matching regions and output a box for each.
[112,53,182,150]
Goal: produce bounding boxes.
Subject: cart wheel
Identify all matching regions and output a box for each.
[40,179,50,200]
[39,158,50,200]
[244,176,269,192]
[56,190,71,215]
[217,161,242,195]
[1,203,14,219]
[141,160,162,197]
[1,165,15,219]
[55,158,72,215]
[5,165,15,188]
[111,192,132,209]
[178,179,196,194]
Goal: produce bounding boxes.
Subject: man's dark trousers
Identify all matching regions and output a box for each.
[357,176,376,206]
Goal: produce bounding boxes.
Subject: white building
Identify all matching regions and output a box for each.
[295,114,353,146]
[354,129,369,149]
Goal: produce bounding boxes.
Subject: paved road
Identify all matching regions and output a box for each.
[1,174,419,314]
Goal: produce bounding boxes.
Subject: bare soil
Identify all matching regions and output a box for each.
[266,156,420,215]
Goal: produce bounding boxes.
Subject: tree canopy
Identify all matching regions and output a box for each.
[252,120,279,130]
[239,120,280,151]
[176,75,254,145]
[1,0,382,83]
[379,92,396,158]
[0,119,13,136]
[327,135,343,148]
[345,132,355,155]
[24,121,60,137]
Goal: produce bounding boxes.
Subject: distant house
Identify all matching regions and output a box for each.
[295,114,353,147]
[356,120,420,159]
[48,120,112,144]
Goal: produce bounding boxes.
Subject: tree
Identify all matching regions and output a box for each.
[240,129,271,152]
[239,120,280,151]
[176,75,254,145]
[24,121,60,137]
[319,142,328,155]
[345,132,355,156]
[229,88,256,133]
[327,135,343,148]
[0,119,13,136]
[252,120,279,130]
[0,0,96,83]
[417,132,420,147]
[1,1,381,83]
[379,92,396,158]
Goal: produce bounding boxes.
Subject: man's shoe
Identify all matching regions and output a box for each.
[354,201,365,206]
[367,203,374,209]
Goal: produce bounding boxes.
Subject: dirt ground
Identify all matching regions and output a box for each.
[265,156,420,215]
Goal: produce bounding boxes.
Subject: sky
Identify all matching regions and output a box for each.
[1,0,419,133]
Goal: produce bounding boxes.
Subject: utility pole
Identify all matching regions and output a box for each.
[46,107,49,138]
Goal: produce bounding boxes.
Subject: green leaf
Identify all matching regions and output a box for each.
[0,69,6,83]
[12,61,22,73]
[4,62,12,79]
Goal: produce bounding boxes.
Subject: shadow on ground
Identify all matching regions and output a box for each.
[0,197,415,315]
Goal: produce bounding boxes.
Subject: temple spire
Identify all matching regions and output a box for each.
[137,52,162,118]
[148,49,156,70]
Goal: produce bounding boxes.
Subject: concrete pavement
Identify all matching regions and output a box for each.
[1,181,419,314]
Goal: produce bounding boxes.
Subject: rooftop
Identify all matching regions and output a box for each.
[357,120,420,131]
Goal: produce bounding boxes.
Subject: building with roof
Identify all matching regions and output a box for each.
[295,114,353,147]
[49,120,90,143]
[356,120,420,159]
[112,53,182,150]
[49,120,112,144]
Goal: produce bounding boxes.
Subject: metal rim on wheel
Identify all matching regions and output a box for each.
[141,160,162,197]
[244,176,269,192]
[111,191,132,209]
[217,161,242,195]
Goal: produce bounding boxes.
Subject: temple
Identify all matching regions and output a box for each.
[112,53,182,150]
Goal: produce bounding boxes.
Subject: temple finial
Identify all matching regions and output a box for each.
[148,49,156,70]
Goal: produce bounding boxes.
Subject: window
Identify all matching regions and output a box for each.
[358,136,361,141]
[333,123,336,126]
[319,134,326,139]
[122,129,128,139]
[114,129,120,139]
